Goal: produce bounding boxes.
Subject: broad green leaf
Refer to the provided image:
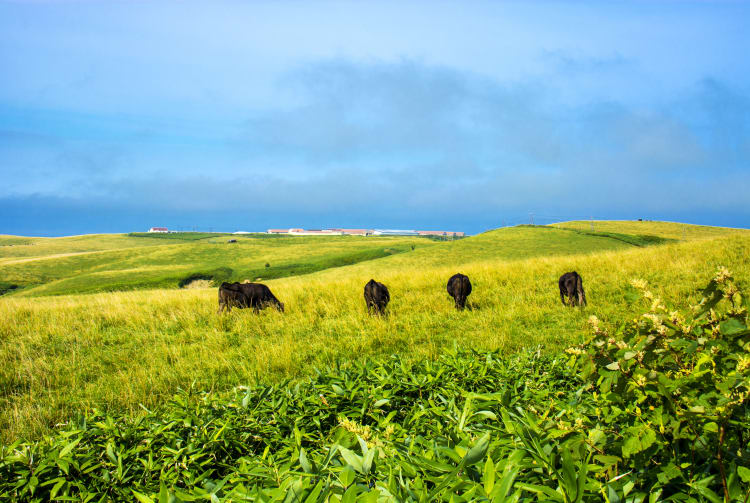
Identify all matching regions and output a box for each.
[515,482,565,501]
[720,317,746,336]
[158,482,170,503]
[362,447,375,475]
[483,457,495,496]
[339,447,364,473]
[463,433,490,466]
[690,479,722,503]
[299,448,312,474]
[340,465,356,487]
[58,437,81,458]
[304,480,324,503]
[473,410,498,421]
[132,490,155,503]
[622,427,656,458]
[622,480,634,497]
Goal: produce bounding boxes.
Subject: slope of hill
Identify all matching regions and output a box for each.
[1,221,748,440]
[551,219,750,240]
[0,224,699,298]
[0,234,433,297]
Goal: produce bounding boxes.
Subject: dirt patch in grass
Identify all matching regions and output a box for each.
[182,279,213,289]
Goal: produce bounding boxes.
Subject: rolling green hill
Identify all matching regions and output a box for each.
[1,221,748,441]
[2,222,726,298]
[0,234,433,297]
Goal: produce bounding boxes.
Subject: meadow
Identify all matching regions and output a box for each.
[0,233,432,297]
[1,222,748,443]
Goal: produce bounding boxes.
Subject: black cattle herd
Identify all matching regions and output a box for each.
[217,271,586,314]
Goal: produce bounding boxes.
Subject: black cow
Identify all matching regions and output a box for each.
[218,282,284,313]
[559,271,587,307]
[447,273,472,310]
[364,279,390,315]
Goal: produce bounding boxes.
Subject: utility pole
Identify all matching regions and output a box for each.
[529,212,534,226]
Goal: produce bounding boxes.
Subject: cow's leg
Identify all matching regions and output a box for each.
[560,288,566,306]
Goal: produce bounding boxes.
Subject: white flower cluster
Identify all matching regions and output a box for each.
[714,266,732,284]
[630,278,648,290]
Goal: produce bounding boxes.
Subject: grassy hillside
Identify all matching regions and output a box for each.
[1,222,748,441]
[552,219,750,240]
[0,224,682,298]
[0,234,435,297]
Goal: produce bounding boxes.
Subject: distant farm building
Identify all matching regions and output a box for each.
[330,229,372,236]
[373,229,420,236]
[266,228,463,237]
[148,227,169,233]
[418,230,465,237]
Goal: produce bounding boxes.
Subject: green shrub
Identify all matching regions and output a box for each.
[569,266,750,501]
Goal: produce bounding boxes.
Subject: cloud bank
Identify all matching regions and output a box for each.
[1,2,749,235]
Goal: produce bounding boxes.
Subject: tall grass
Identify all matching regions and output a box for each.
[2,229,748,441]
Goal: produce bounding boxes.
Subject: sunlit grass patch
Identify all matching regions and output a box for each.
[1,225,748,441]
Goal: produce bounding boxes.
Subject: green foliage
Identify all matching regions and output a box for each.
[568,267,750,501]
[1,270,747,501]
[0,348,595,502]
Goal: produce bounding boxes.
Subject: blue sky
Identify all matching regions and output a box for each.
[1,1,748,236]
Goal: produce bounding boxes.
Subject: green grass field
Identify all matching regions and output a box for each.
[1,222,749,442]
[0,233,434,297]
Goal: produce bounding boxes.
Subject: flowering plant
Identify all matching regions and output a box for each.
[569,267,750,501]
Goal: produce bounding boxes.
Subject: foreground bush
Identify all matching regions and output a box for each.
[1,269,748,502]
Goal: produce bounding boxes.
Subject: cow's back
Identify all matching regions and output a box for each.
[447,273,471,297]
[364,279,389,312]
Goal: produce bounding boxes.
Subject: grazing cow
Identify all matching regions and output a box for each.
[218,282,284,314]
[559,271,587,307]
[447,273,472,310]
[364,279,390,315]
